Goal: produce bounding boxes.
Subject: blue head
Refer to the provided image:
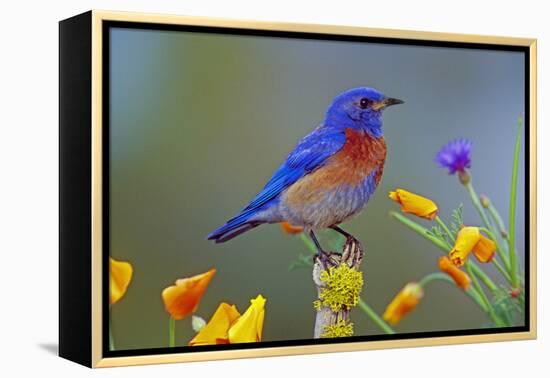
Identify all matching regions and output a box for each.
[324,87,403,138]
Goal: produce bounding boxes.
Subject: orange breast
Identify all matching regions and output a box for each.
[331,128,387,186]
[284,128,387,206]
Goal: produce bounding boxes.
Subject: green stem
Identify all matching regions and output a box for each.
[492,259,512,284]
[479,227,496,243]
[435,216,456,243]
[109,316,115,351]
[465,182,510,269]
[418,272,488,312]
[470,261,514,325]
[465,287,489,312]
[508,117,522,288]
[419,272,450,287]
[465,181,492,230]
[466,264,505,327]
[468,262,497,292]
[358,299,395,334]
[479,227,511,283]
[390,212,449,251]
[169,317,176,347]
[488,203,508,239]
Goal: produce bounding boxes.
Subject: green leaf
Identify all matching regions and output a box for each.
[508,116,522,288]
[288,253,314,271]
[427,225,446,241]
[389,211,449,251]
[450,203,464,236]
[492,287,523,326]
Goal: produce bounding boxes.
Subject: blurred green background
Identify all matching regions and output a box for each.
[108,27,525,350]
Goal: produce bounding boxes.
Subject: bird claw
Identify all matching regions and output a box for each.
[313,235,363,269]
[314,250,340,269]
[341,235,364,268]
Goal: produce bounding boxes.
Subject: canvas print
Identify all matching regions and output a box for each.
[106,25,527,354]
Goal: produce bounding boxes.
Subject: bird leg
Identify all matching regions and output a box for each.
[309,230,338,268]
[330,226,363,265]
[330,225,353,239]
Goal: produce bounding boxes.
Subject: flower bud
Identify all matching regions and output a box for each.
[438,256,471,290]
[389,188,438,220]
[480,194,490,208]
[458,170,471,185]
[383,282,423,325]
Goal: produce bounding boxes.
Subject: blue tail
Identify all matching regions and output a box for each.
[207,211,262,243]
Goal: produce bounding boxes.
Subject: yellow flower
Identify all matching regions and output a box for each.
[383,283,423,325]
[280,221,303,234]
[438,256,471,290]
[189,295,266,346]
[472,234,496,263]
[448,226,480,266]
[109,257,133,305]
[189,303,241,346]
[389,188,438,220]
[162,268,216,320]
[449,226,496,266]
[228,295,266,343]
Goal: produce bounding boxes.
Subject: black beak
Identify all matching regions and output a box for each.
[383,97,404,107]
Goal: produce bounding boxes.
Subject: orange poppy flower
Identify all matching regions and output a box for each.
[438,256,471,290]
[109,257,133,305]
[389,189,438,220]
[383,283,423,325]
[449,226,496,266]
[449,226,480,266]
[162,268,216,320]
[472,234,496,263]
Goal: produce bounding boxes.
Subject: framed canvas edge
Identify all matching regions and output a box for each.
[93,331,535,368]
[89,9,538,368]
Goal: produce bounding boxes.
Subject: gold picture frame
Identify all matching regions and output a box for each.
[59,9,537,368]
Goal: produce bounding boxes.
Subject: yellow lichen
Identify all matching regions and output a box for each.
[321,320,354,338]
[316,265,364,312]
[313,300,322,311]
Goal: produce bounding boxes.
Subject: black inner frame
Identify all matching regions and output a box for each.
[102,20,531,358]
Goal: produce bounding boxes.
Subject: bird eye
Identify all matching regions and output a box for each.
[359,98,371,109]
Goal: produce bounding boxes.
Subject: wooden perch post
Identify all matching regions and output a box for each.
[313,236,364,338]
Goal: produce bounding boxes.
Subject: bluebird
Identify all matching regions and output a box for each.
[207,87,403,257]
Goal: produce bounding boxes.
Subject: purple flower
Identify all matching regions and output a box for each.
[435,139,472,174]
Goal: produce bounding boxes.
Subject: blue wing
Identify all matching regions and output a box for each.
[243,126,346,212]
[207,126,346,242]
